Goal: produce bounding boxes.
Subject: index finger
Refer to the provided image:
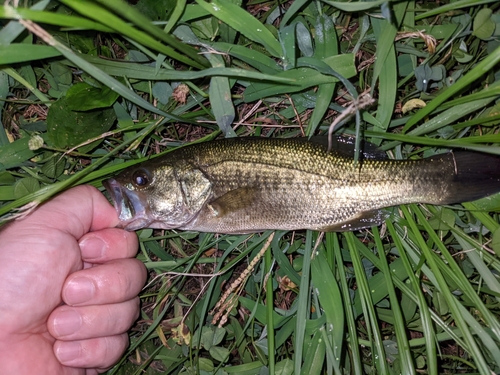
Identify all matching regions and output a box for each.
[18,185,121,240]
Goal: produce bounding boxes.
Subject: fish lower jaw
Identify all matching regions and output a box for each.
[121,218,182,231]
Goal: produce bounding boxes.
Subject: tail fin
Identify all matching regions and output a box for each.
[441,151,500,204]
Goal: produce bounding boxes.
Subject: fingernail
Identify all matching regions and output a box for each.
[65,277,95,305]
[79,236,105,259]
[56,341,81,364]
[53,309,82,337]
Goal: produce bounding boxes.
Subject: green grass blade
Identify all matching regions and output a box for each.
[163,0,186,33]
[0,4,112,32]
[415,0,498,20]
[402,205,494,374]
[195,0,282,58]
[311,250,343,371]
[403,45,500,132]
[22,23,186,121]
[66,54,294,83]
[294,230,313,373]
[0,0,50,45]
[331,233,363,374]
[372,226,415,375]
[59,0,206,69]
[370,1,406,133]
[265,243,276,375]
[92,0,207,66]
[0,44,60,64]
[307,15,338,136]
[323,0,400,12]
[386,220,437,375]
[345,232,388,374]
[210,42,281,74]
[205,51,236,137]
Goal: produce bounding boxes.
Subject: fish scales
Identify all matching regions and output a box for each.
[180,140,436,232]
[103,137,500,233]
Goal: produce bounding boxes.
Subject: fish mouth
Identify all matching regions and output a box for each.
[103,178,153,231]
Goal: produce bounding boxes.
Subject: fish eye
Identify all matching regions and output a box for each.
[132,169,151,187]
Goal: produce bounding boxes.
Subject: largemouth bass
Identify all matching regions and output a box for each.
[103,137,500,233]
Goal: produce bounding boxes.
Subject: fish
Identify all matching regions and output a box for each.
[103,137,500,233]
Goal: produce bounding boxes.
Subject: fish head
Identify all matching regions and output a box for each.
[103,162,210,231]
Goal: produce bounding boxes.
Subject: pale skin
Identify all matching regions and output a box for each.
[0,185,147,374]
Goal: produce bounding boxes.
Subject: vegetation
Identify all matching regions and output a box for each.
[1,0,500,374]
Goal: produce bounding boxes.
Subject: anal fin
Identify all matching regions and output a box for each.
[315,209,387,232]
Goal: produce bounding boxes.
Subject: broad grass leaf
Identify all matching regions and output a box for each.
[41,157,65,179]
[209,346,230,362]
[0,44,60,64]
[307,14,337,136]
[416,24,459,41]
[238,296,287,327]
[47,96,116,153]
[469,192,500,212]
[296,21,313,57]
[197,357,215,371]
[280,24,297,70]
[0,171,15,185]
[50,61,73,86]
[134,0,171,21]
[312,14,336,60]
[454,42,474,63]
[473,8,495,40]
[300,329,325,375]
[14,177,40,199]
[428,208,455,231]
[275,358,293,375]
[311,251,344,361]
[0,185,15,201]
[152,82,173,105]
[0,135,46,172]
[200,326,226,350]
[206,52,236,137]
[66,83,120,111]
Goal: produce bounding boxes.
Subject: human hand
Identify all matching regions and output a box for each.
[0,185,147,375]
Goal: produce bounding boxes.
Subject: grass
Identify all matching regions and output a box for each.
[1,0,500,374]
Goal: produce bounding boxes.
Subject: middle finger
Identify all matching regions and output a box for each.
[62,258,146,306]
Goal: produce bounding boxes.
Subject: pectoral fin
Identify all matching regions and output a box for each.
[315,209,387,232]
[207,187,258,217]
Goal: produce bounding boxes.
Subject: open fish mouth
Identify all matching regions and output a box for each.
[103,178,152,231]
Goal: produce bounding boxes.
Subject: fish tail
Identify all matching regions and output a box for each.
[439,151,500,204]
